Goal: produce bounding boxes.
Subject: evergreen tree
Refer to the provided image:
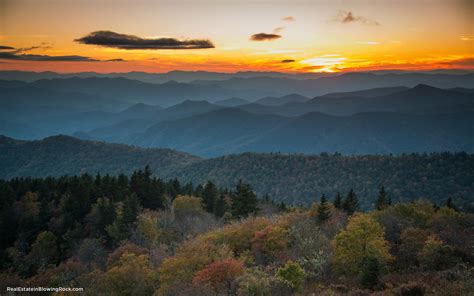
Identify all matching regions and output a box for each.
[213,194,227,218]
[122,193,141,225]
[231,180,258,218]
[317,194,331,223]
[202,181,218,213]
[343,189,359,215]
[375,186,389,210]
[361,256,380,289]
[334,192,343,209]
[130,166,165,210]
[446,197,458,211]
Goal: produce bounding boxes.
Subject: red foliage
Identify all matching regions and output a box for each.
[192,259,244,290]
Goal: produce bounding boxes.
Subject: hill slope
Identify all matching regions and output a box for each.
[0,135,200,178]
[1,135,472,209]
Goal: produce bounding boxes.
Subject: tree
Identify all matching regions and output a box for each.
[418,235,460,270]
[332,214,393,277]
[375,186,389,210]
[361,256,380,289]
[213,193,227,218]
[445,197,458,212]
[172,195,205,217]
[231,180,258,218]
[333,192,343,209]
[317,194,331,223]
[27,231,59,272]
[276,260,306,292]
[343,189,359,215]
[103,253,159,296]
[202,181,218,213]
[130,166,165,210]
[192,259,245,294]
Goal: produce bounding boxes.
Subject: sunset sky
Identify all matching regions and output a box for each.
[0,0,472,73]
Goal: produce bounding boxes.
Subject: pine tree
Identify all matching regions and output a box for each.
[361,256,380,289]
[213,193,227,218]
[334,192,343,209]
[231,180,258,218]
[343,189,359,215]
[375,186,389,210]
[202,181,218,213]
[317,194,331,223]
[446,197,458,211]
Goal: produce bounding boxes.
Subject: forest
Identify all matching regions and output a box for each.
[2,135,473,211]
[0,168,472,295]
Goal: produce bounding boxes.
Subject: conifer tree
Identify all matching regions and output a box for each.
[375,186,389,210]
[202,181,218,213]
[343,189,359,215]
[318,194,331,223]
[361,256,380,288]
[213,193,227,218]
[446,197,458,211]
[334,192,343,209]
[231,180,258,218]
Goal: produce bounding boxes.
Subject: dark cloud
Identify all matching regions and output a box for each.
[282,16,295,21]
[0,51,102,62]
[334,11,380,26]
[250,33,282,41]
[105,58,126,62]
[75,31,215,50]
[281,59,295,63]
[0,43,125,62]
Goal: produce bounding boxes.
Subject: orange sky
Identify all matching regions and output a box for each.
[0,0,472,73]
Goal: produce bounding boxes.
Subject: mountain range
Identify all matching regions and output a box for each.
[1,78,473,156]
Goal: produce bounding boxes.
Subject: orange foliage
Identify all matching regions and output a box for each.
[192,259,245,290]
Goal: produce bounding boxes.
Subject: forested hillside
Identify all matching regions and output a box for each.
[170,152,474,210]
[0,135,200,178]
[1,136,473,210]
[0,172,472,295]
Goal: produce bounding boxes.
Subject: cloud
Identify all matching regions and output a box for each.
[0,45,123,62]
[282,16,295,21]
[460,36,473,41]
[250,33,282,41]
[105,58,126,62]
[75,31,215,50]
[0,51,101,62]
[281,59,295,63]
[273,27,285,33]
[357,41,380,45]
[334,11,380,26]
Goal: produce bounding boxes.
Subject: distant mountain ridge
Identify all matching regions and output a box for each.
[1,135,472,208]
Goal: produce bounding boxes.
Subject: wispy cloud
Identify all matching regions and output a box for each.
[333,11,380,26]
[460,36,473,41]
[282,16,295,22]
[281,59,295,63]
[357,41,380,45]
[0,44,123,62]
[75,31,215,50]
[250,33,281,41]
[273,27,285,34]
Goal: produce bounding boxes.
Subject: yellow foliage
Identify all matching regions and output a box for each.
[172,195,204,216]
[103,253,159,296]
[157,235,234,295]
[332,213,393,276]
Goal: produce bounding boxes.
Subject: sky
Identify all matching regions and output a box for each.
[0,0,472,73]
